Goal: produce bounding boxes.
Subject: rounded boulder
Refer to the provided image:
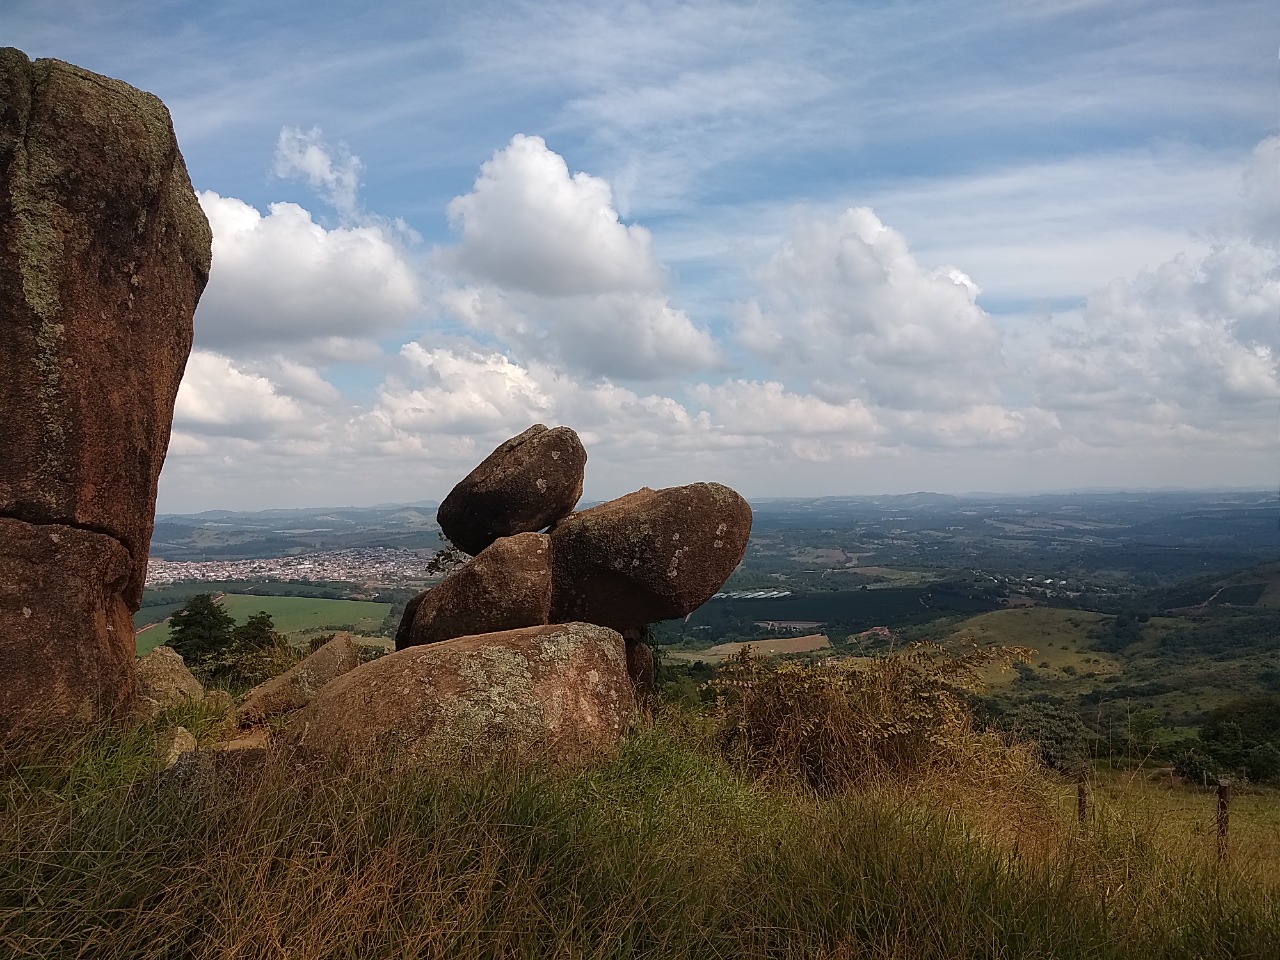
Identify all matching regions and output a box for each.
[288,622,635,767]
[395,533,553,650]
[437,425,586,556]
[549,482,752,632]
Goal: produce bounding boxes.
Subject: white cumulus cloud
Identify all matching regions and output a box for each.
[273,126,363,223]
[194,192,420,350]
[174,350,309,436]
[446,134,662,296]
[740,206,1005,411]
[1020,234,1280,449]
[435,136,721,379]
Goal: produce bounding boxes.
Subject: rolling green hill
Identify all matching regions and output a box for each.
[935,600,1280,731]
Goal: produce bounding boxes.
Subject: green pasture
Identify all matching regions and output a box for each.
[946,607,1117,687]
[135,594,391,656]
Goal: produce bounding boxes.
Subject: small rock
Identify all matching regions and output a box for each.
[135,645,203,720]
[220,727,271,752]
[203,689,236,716]
[396,533,552,650]
[437,424,587,556]
[154,725,196,769]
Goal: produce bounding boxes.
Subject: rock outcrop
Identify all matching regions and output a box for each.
[549,483,753,632]
[289,622,634,766]
[135,645,204,720]
[394,430,753,708]
[396,532,552,650]
[0,50,211,737]
[437,425,586,556]
[237,633,362,725]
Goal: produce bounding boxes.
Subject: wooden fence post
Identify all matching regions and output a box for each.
[1216,780,1231,860]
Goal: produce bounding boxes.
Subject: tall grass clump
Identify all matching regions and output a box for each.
[707,642,1034,793]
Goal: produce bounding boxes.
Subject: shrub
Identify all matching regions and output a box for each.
[1172,747,1219,786]
[707,641,1030,793]
[989,701,1091,774]
[196,636,305,692]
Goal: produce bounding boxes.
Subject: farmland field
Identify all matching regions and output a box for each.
[665,633,831,663]
[135,594,392,655]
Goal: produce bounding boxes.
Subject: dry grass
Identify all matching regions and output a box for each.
[1,683,1278,959]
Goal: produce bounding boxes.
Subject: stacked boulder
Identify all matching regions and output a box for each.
[0,49,212,741]
[282,424,751,766]
[395,424,753,683]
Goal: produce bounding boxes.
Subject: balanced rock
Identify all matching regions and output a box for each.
[437,425,586,556]
[0,50,212,735]
[135,645,204,720]
[550,482,752,632]
[0,518,137,738]
[396,532,552,650]
[289,622,634,766]
[237,633,362,725]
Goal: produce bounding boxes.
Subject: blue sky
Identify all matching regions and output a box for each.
[6,1,1278,511]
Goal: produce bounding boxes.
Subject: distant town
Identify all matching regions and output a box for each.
[144,547,436,587]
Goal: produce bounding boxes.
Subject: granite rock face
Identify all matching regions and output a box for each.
[0,50,211,736]
[396,532,553,651]
[289,622,634,766]
[0,518,137,739]
[0,50,212,603]
[437,425,586,556]
[549,483,753,632]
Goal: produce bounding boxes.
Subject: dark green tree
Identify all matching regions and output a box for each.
[231,611,282,650]
[168,594,235,662]
[1245,743,1280,784]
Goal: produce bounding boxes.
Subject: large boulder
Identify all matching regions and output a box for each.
[288,622,634,766]
[237,633,362,725]
[0,518,137,738]
[396,532,553,650]
[135,645,204,720]
[0,50,211,736]
[550,482,752,632]
[437,425,586,556]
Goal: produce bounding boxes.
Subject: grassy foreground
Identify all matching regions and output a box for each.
[2,705,1277,960]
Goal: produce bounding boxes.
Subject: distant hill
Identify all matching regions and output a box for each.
[150,502,445,560]
[1145,560,1280,611]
